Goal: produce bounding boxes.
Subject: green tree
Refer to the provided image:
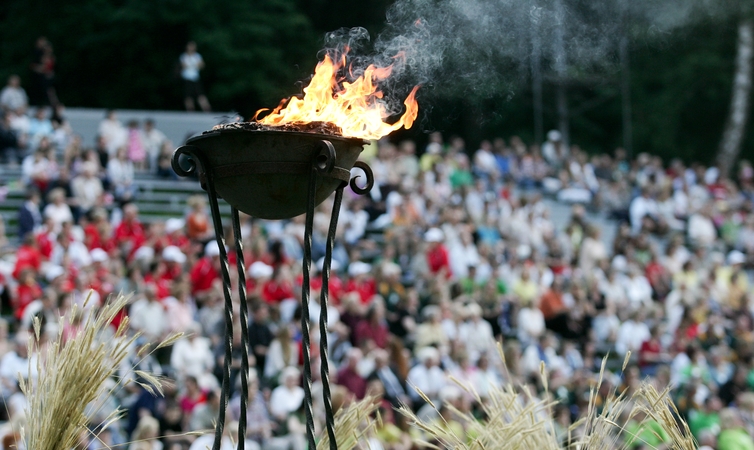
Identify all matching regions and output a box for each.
[0,0,319,114]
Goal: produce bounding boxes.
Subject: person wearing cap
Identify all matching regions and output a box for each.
[407,347,446,410]
[161,245,186,281]
[424,228,452,280]
[190,241,222,301]
[344,261,376,305]
[244,260,269,296]
[377,262,406,313]
[164,217,190,252]
[88,247,116,301]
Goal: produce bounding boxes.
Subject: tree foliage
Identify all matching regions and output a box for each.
[0,0,750,164]
[0,0,319,112]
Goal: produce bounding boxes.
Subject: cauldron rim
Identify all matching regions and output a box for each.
[186,126,369,147]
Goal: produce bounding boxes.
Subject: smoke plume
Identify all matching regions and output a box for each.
[320,0,728,122]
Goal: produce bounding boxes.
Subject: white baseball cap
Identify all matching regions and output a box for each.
[248,261,274,279]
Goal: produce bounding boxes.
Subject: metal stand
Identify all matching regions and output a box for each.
[172,142,373,450]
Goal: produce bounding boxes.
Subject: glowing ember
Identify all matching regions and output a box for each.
[255,53,419,140]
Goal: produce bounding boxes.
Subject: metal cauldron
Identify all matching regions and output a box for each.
[173,127,367,220]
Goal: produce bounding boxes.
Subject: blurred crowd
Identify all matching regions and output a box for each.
[1,75,754,449]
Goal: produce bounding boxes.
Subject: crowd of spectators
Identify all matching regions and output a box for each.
[1,75,754,449]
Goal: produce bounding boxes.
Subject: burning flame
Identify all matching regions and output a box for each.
[255,53,419,140]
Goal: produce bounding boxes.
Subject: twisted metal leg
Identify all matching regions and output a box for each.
[231,207,251,450]
[319,184,345,450]
[300,167,318,450]
[204,174,236,450]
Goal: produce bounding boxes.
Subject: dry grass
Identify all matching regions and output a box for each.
[316,395,380,450]
[401,345,696,450]
[21,293,182,450]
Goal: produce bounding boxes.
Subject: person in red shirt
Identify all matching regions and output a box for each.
[424,228,452,279]
[309,257,344,306]
[246,261,274,300]
[161,246,186,281]
[344,262,376,305]
[639,325,669,377]
[15,269,43,320]
[336,348,367,399]
[35,219,55,260]
[190,241,222,302]
[645,252,671,301]
[164,218,191,254]
[13,234,42,280]
[354,301,389,349]
[262,266,295,305]
[114,203,145,254]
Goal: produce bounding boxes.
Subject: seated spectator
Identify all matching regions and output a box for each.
[108,146,138,205]
[188,388,220,432]
[339,350,370,399]
[0,75,28,112]
[71,161,104,214]
[264,325,298,384]
[17,188,42,238]
[126,120,146,171]
[269,367,305,421]
[43,187,73,231]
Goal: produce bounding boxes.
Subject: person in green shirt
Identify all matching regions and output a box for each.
[689,395,722,439]
[718,408,754,450]
[624,410,670,449]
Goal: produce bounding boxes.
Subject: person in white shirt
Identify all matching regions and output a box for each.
[0,75,28,112]
[615,310,651,356]
[624,267,654,309]
[0,332,37,398]
[407,347,446,407]
[141,118,166,172]
[180,41,211,112]
[97,110,127,156]
[71,162,104,213]
[629,188,660,235]
[269,367,305,421]
[129,285,167,343]
[688,203,717,248]
[189,421,260,450]
[458,303,494,362]
[170,322,214,385]
[42,187,72,231]
[517,297,545,347]
[107,147,137,203]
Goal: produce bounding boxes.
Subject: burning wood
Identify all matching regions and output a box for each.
[212,120,344,136]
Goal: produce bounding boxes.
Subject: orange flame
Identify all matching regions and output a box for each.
[255,53,420,140]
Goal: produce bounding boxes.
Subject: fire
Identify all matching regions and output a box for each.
[255,53,420,140]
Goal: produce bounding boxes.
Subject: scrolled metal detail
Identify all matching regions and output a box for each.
[349,160,374,195]
[171,145,206,178]
[314,140,336,175]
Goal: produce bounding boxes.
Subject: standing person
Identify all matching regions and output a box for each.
[30,37,58,107]
[180,42,211,112]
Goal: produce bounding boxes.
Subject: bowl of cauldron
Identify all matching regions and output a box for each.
[172,124,368,220]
